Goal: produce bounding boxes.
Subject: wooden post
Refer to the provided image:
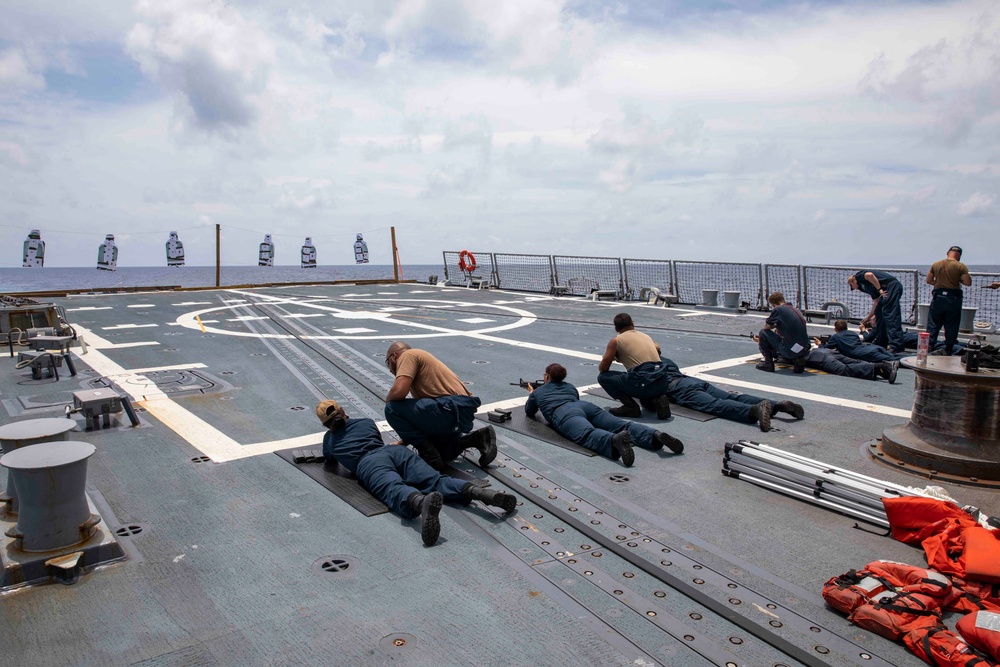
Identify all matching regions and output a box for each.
[391,226,399,282]
[215,224,221,287]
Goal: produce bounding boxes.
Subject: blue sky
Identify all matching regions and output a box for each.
[0,0,997,267]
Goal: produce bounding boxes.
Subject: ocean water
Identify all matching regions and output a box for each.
[0,264,444,294]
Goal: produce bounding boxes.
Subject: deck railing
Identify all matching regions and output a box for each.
[442,251,1000,329]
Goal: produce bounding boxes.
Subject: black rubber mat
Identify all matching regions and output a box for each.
[275,447,389,517]
[475,410,596,457]
[582,387,717,422]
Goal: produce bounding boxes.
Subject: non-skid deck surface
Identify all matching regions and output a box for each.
[275,447,389,517]
[582,387,717,422]
[475,410,596,457]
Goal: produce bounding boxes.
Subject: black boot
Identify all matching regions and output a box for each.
[792,356,806,374]
[877,361,899,384]
[461,426,497,467]
[749,400,771,432]
[465,484,517,514]
[408,491,443,546]
[609,395,641,418]
[654,431,684,454]
[413,441,446,471]
[755,357,776,372]
[774,401,805,420]
[612,430,635,466]
[652,395,672,420]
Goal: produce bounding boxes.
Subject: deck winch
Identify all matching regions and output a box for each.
[68,388,140,430]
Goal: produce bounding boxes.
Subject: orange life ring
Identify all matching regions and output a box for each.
[458,250,477,273]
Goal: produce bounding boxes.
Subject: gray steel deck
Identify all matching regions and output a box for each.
[2,283,997,666]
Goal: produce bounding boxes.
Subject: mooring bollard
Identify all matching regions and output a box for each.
[1,441,99,552]
[702,289,719,307]
[0,418,77,515]
[960,307,978,333]
[723,291,741,309]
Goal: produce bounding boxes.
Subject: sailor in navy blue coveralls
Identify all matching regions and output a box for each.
[757,295,811,371]
[850,270,904,353]
[318,399,516,546]
[525,369,683,461]
[820,323,903,363]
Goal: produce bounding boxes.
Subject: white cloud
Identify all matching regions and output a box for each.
[956,192,995,216]
[126,0,276,137]
[0,49,45,92]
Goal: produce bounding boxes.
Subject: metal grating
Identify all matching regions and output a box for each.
[764,264,802,309]
[802,266,920,324]
[622,259,674,301]
[552,255,624,298]
[442,250,496,287]
[493,253,555,293]
[674,261,764,309]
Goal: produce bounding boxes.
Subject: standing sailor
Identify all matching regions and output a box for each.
[354,233,369,263]
[925,245,971,355]
[848,269,905,353]
[300,237,316,269]
[97,234,118,271]
[165,231,185,267]
[22,229,45,267]
[258,234,275,267]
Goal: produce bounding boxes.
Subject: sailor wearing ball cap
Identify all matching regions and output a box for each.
[925,245,971,355]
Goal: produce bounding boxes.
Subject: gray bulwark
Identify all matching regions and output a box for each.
[0,417,77,514]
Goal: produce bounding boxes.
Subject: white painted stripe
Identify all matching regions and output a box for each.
[102,323,159,330]
[378,307,414,312]
[458,317,495,324]
[334,327,377,334]
[129,363,208,374]
[675,310,738,318]
[377,292,399,295]
[280,313,325,318]
[227,316,269,322]
[128,304,155,308]
[67,306,113,312]
[172,301,213,306]
[101,341,162,349]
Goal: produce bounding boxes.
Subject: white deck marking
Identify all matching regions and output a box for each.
[228,316,269,322]
[675,310,739,318]
[102,323,159,330]
[377,306,413,312]
[458,317,495,324]
[280,313,325,318]
[172,301,213,306]
[129,363,208,373]
[408,290,434,294]
[333,327,377,334]
[127,304,155,308]
[67,306,113,312]
[377,292,399,295]
[425,304,454,308]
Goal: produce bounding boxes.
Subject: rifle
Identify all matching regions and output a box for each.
[510,379,545,389]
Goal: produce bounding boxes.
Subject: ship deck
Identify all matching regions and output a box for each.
[1,282,998,667]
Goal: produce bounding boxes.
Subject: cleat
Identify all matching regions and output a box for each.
[652,395,672,420]
[417,492,443,547]
[774,401,805,420]
[792,356,806,374]
[655,431,684,454]
[750,400,772,432]
[755,361,775,373]
[612,430,634,467]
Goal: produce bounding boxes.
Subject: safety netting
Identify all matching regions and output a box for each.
[552,255,624,297]
[764,264,802,309]
[492,253,554,292]
[442,251,496,287]
[802,266,920,324]
[622,259,674,301]
[674,261,764,309]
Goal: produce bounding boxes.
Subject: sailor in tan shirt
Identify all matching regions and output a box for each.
[597,313,673,419]
[384,342,496,470]
[926,245,972,355]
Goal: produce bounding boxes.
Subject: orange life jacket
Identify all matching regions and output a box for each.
[905,625,999,667]
[823,569,902,615]
[957,611,1000,662]
[924,518,975,577]
[849,590,942,641]
[947,576,1000,615]
[883,497,976,544]
[866,560,953,598]
[963,527,1000,585]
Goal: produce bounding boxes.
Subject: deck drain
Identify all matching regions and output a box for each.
[579,362,597,366]
[472,360,489,364]
[220,371,235,375]
[289,406,307,411]
[609,474,630,483]
[312,555,358,578]
[250,353,268,357]
[191,456,211,463]
[114,524,145,538]
[164,348,178,352]
[379,633,417,655]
